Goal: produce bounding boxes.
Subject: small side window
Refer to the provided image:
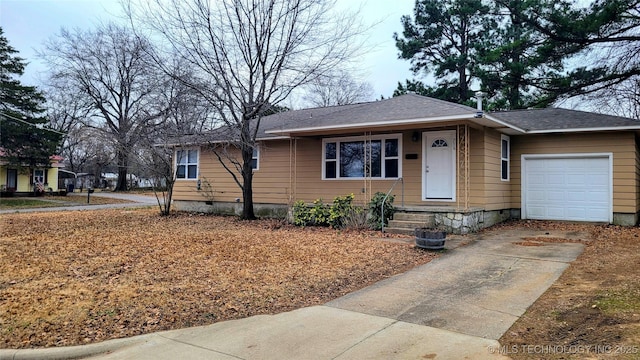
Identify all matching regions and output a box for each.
[251,145,260,170]
[501,135,510,181]
[324,142,337,179]
[176,148,199,179]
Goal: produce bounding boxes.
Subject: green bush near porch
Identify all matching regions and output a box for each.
[293,193,359,228]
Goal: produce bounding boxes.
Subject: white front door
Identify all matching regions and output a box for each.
[423,130,456,201]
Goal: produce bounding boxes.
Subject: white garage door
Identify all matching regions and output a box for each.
[522,155,612,222]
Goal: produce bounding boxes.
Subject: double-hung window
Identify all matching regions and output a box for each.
[33,169,45,184]
[323,134,401,179]
[501,135,510,181]
[251,145,260,171]
[176,148,199,179]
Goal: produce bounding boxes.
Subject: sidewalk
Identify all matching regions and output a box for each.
[0,192,158,214]
[0,228,586,359]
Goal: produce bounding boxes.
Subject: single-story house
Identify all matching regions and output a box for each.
[171,94,640,233]
[0,155,65,196]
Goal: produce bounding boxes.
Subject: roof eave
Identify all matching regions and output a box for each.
[482,114,527,134]
[265,113,519,136]
[163,135,290,147]
[525,126,640,134]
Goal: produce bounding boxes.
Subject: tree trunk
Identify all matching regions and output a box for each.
[115,150,128,191]
[241,152,256,220]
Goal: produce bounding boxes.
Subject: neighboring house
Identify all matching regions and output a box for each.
[0,154,65,196]
[171,94,640,233]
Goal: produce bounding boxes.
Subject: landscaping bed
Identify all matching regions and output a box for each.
[0,209,436,349]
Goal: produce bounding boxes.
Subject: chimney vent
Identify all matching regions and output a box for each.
[475,91,485,118]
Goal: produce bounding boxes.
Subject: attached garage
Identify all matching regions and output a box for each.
[521,154,613,223]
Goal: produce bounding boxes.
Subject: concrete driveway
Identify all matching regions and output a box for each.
[0,228,586,360]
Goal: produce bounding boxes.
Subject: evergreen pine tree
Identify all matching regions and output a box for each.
[394,0,489,104]
[0,28,61,175]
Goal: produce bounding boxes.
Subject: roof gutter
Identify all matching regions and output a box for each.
[163,135,291,147]
[524,126,640,134]
[265,113,520,136]
[482,114,527,134]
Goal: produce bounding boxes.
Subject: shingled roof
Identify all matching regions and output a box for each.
[170,94,640,145]
[490,108,640,133]
[263,94,485,136]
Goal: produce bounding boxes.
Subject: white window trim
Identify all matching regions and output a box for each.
[252,144,260,171]
[175,147,199,180]
[33,169,45,183]
[501,134,510,181]
[321,134,402,180]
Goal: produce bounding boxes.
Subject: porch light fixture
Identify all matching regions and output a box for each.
[412,131,420,142]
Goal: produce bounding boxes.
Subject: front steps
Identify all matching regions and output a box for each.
[385,212,435,235]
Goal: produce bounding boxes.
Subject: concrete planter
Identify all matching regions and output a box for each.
[415,228,446,250]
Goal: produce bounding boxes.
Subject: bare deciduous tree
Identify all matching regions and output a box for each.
[126,0,367,219]
[41,23,168,191]
[303,70,374,107]
[135,67,217,215]
[584,77,640,119]
[45,81,92,173]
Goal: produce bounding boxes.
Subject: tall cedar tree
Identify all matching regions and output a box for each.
[397,0,640,109]
[474,0,569,110]
[0,28,61,179]
[504,0,640,100]
[394,0,489,103]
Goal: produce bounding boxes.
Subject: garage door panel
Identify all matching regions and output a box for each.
[546,207,568,218]
[589,174,609,184]
[567,191,586,201]
[547,174,565,185]
[585,190,609,202]
[527,190,546,201]
[527,174,545,185]
[547,160,566,169]
[567,174,587,186]
[527,206,546,218]
[586,208,610,221]
[523,156,611,222]
[547,190,565,200]
[566,207,587,219]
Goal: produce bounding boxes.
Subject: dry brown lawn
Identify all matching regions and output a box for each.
[0,209,436,349]
[0,195,133,210]
[498,221,640,359]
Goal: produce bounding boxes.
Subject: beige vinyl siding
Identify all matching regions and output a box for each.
[481,129,511,211]
[401,131,423,205]
[468,127,485,208]
[173,141,293,204]
[294,135,406,206]
[174,125,505,209]
[172,126,640,215]
[636,140,640,212]
[510,132,639,214]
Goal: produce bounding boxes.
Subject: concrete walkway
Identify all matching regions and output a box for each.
[0,192,158,214]
[0,228,587,360]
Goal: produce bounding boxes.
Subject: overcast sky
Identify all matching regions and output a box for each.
[0,0,416,103]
